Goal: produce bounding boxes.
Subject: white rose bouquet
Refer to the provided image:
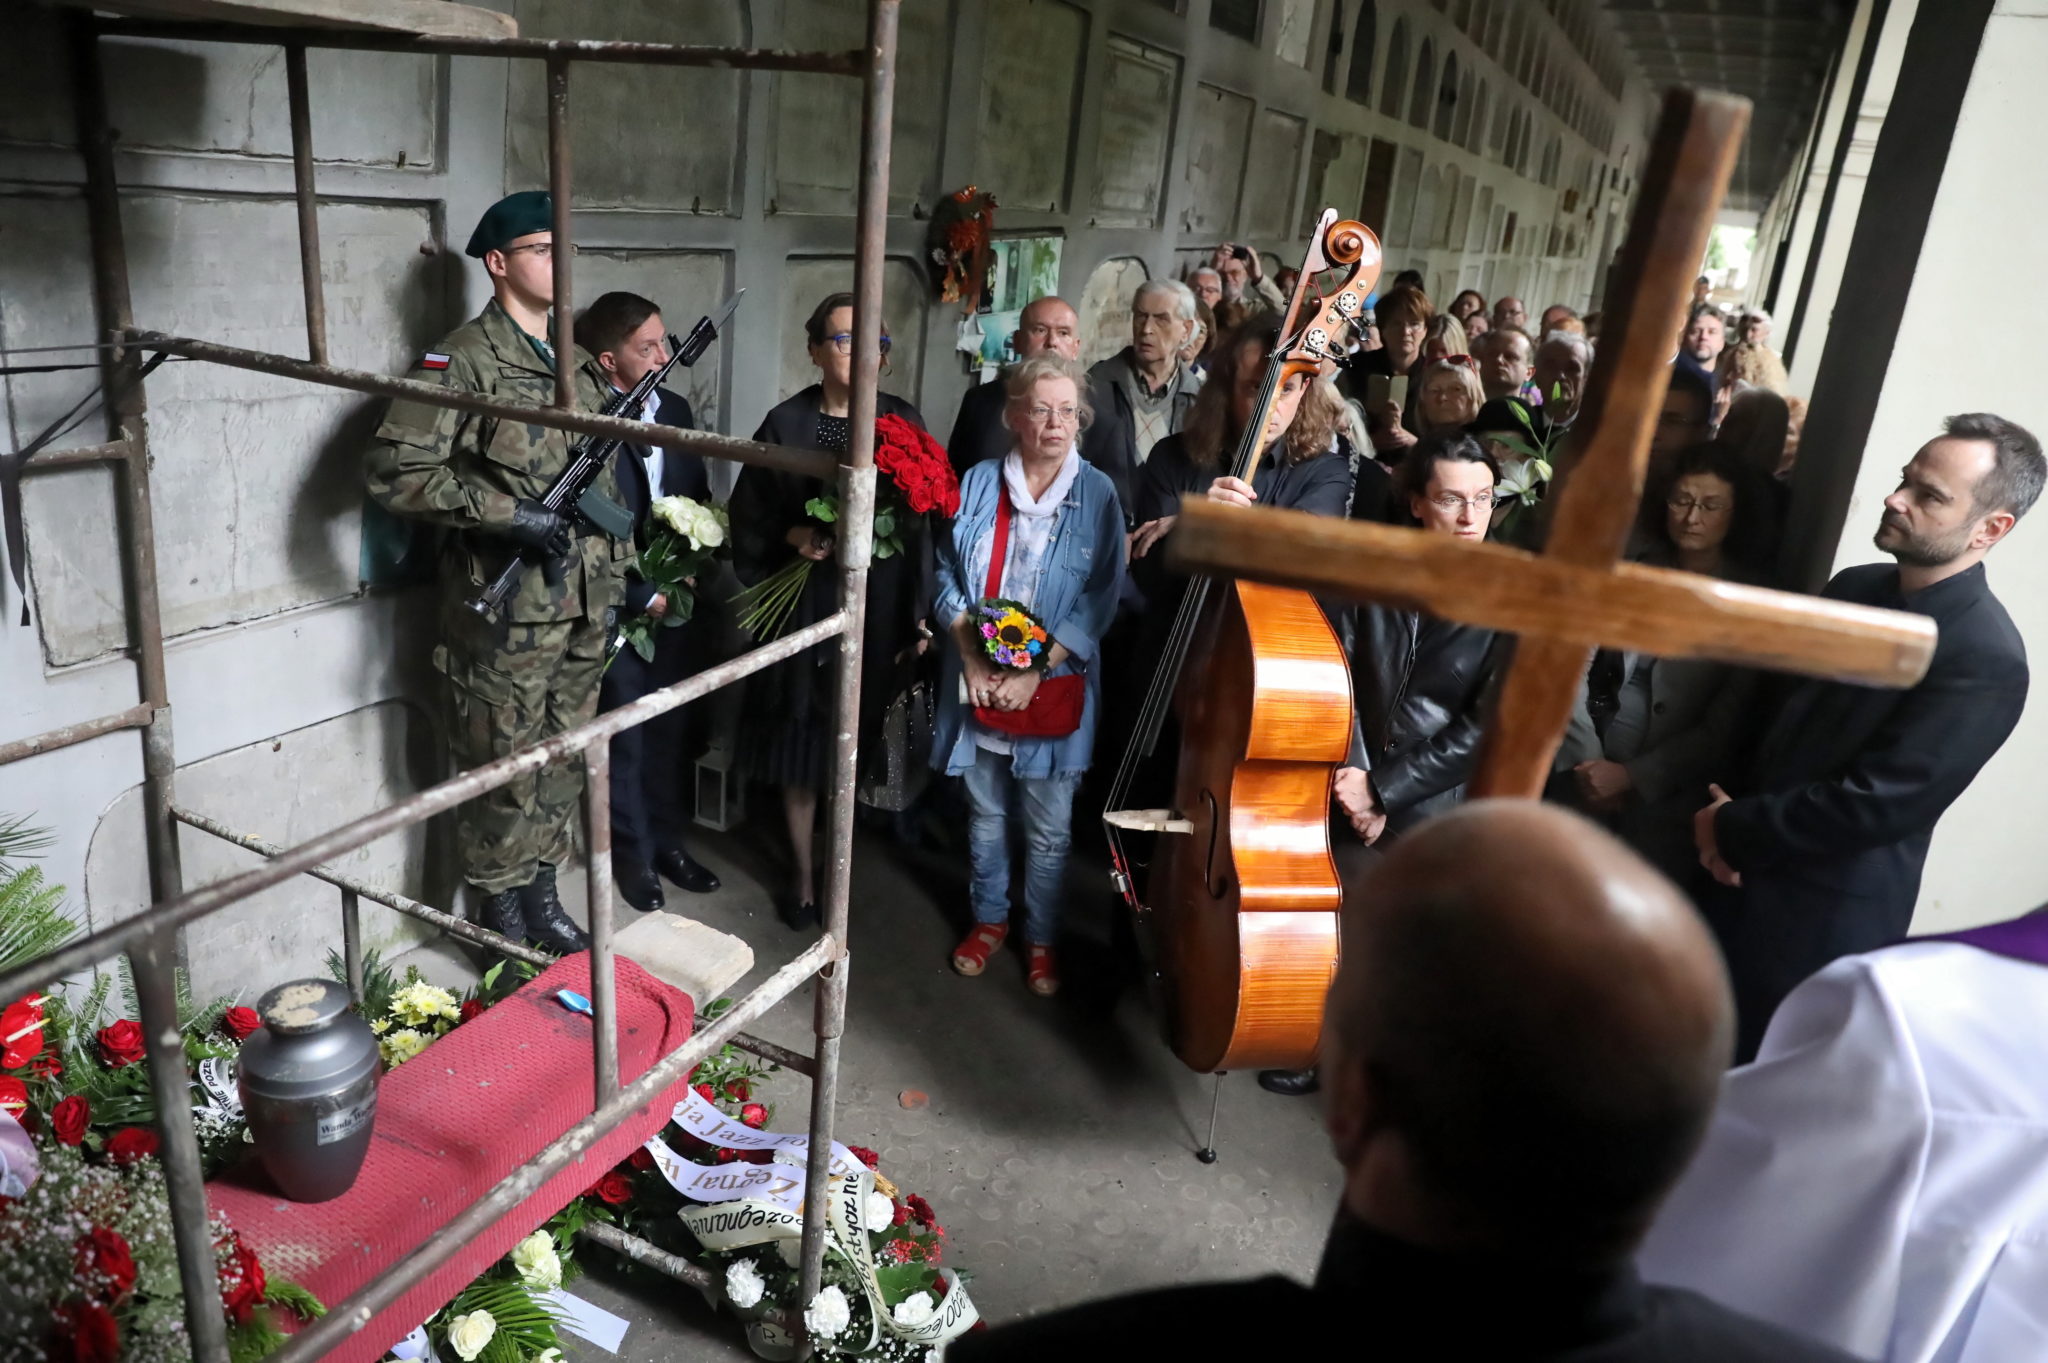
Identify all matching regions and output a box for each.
[617,494,729,664]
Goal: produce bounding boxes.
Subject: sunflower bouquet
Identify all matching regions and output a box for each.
[973,598,1051,671]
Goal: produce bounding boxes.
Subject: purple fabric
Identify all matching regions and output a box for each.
[1924,907,2048,968]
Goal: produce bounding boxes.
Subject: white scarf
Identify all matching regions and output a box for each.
[992,446,1081,609]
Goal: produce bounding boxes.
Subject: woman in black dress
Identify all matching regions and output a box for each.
[730,292,930,928]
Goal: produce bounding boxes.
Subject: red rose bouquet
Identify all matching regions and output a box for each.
[734,414,960,640]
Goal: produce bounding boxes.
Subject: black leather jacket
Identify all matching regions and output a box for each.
[1347,603,1505,832]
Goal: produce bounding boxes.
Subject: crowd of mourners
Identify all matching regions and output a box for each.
[595,249,2036,1078]
[385,197,2041,1363]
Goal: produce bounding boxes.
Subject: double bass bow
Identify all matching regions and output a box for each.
[1104,211,1383,1073]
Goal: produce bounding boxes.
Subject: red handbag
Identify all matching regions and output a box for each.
[973,486,1084,739]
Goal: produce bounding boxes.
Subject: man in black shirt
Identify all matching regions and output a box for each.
[955,804,1861,1363]
[945,296,1138,520]
[1697,412,2039,1058]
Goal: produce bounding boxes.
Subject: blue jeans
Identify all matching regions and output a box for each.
[961,746,1079,946]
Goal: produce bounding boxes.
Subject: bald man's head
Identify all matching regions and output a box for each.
[1014,296,1081,361]
[1324,802,1733,1264]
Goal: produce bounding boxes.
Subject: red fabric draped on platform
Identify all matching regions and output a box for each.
[208,955,695,1362]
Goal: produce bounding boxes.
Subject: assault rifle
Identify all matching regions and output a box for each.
[467,289,745,618]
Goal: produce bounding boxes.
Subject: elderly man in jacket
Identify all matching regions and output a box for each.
[1087,280,1203,468]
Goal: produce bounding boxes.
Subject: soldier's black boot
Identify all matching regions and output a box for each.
[476,886,526,942]
[520,863,592,955]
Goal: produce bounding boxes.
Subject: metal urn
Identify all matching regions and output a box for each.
[238,978,380,1202]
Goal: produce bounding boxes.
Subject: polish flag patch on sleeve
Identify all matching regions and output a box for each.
[421,352,451,370]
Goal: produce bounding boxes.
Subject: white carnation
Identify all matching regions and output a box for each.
[724,1258,766,1310]
[510,1230,562,1290]
[864,1191,897,1233]
[890,1291,936,1327]
[771,1147,806,1168]
[804,1285,852,1339]
[446,1310,496,1362]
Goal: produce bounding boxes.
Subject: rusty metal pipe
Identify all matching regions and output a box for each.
[576,1221,800,1332]
[261,935,842,1363]
[133,929,232,1362]
[545,56,575,411]
[799,0,899,1331]
[169,804,557,969]
[0,703,154,766]
[22,439,129,472]
[340,887,364,1007]
[68,13,180,914]
[92,20,868,73]
[0,612,847,1004]
[284,43,328,365]
[169,804,808,1064]
[126,332,838,481]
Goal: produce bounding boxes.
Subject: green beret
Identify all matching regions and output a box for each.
[465,190,554,259]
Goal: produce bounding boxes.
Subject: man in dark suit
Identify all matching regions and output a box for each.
[945,296,1137,522]
[955,804,1859,1363]
[1697,412,2041,1059]
[575,292,721,913]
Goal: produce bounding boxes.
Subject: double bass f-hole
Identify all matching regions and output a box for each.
[1200,788,1229,899]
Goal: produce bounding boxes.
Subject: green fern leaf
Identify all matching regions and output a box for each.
[0,865,77,975]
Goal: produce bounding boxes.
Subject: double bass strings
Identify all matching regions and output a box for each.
[1101,351,1294,897]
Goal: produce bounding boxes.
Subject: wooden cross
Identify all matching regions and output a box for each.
[1167,90,1937,797]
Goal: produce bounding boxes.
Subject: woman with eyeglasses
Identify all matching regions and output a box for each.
[1561,441,1766,891]
[730,291,929,930]
[931,355,1125,996]
[1261,432,1508,1100]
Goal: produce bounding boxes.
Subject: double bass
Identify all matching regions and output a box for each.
[1105,212,1382,1073]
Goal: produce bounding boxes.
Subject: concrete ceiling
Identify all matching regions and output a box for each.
[1600,0,1854,210]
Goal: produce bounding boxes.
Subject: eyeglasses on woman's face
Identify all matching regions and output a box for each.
[1025,404,1081,428]
[824,332,893,356]
[1666,495,1730,517]
[1428,491,1497,512]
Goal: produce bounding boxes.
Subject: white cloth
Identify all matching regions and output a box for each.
[971,446,1080,755]
[997,445,1081,612]
[612,383,665,497]
[637,388,664,499]
[1638,940,2048,1363]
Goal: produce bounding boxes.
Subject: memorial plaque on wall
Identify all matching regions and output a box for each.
[1093,37,1179,229]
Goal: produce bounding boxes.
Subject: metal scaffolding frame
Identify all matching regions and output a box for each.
[0,2,902,1357]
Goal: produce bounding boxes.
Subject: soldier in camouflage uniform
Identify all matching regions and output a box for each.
[364,191,630,954]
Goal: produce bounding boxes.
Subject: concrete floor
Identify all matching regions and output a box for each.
[396,811,1340,1358]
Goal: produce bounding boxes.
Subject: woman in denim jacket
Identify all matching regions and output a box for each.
[932,355,1126,997]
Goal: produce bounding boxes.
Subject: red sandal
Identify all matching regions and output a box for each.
[1027,944,1060,997]
[951,923,1008,976]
